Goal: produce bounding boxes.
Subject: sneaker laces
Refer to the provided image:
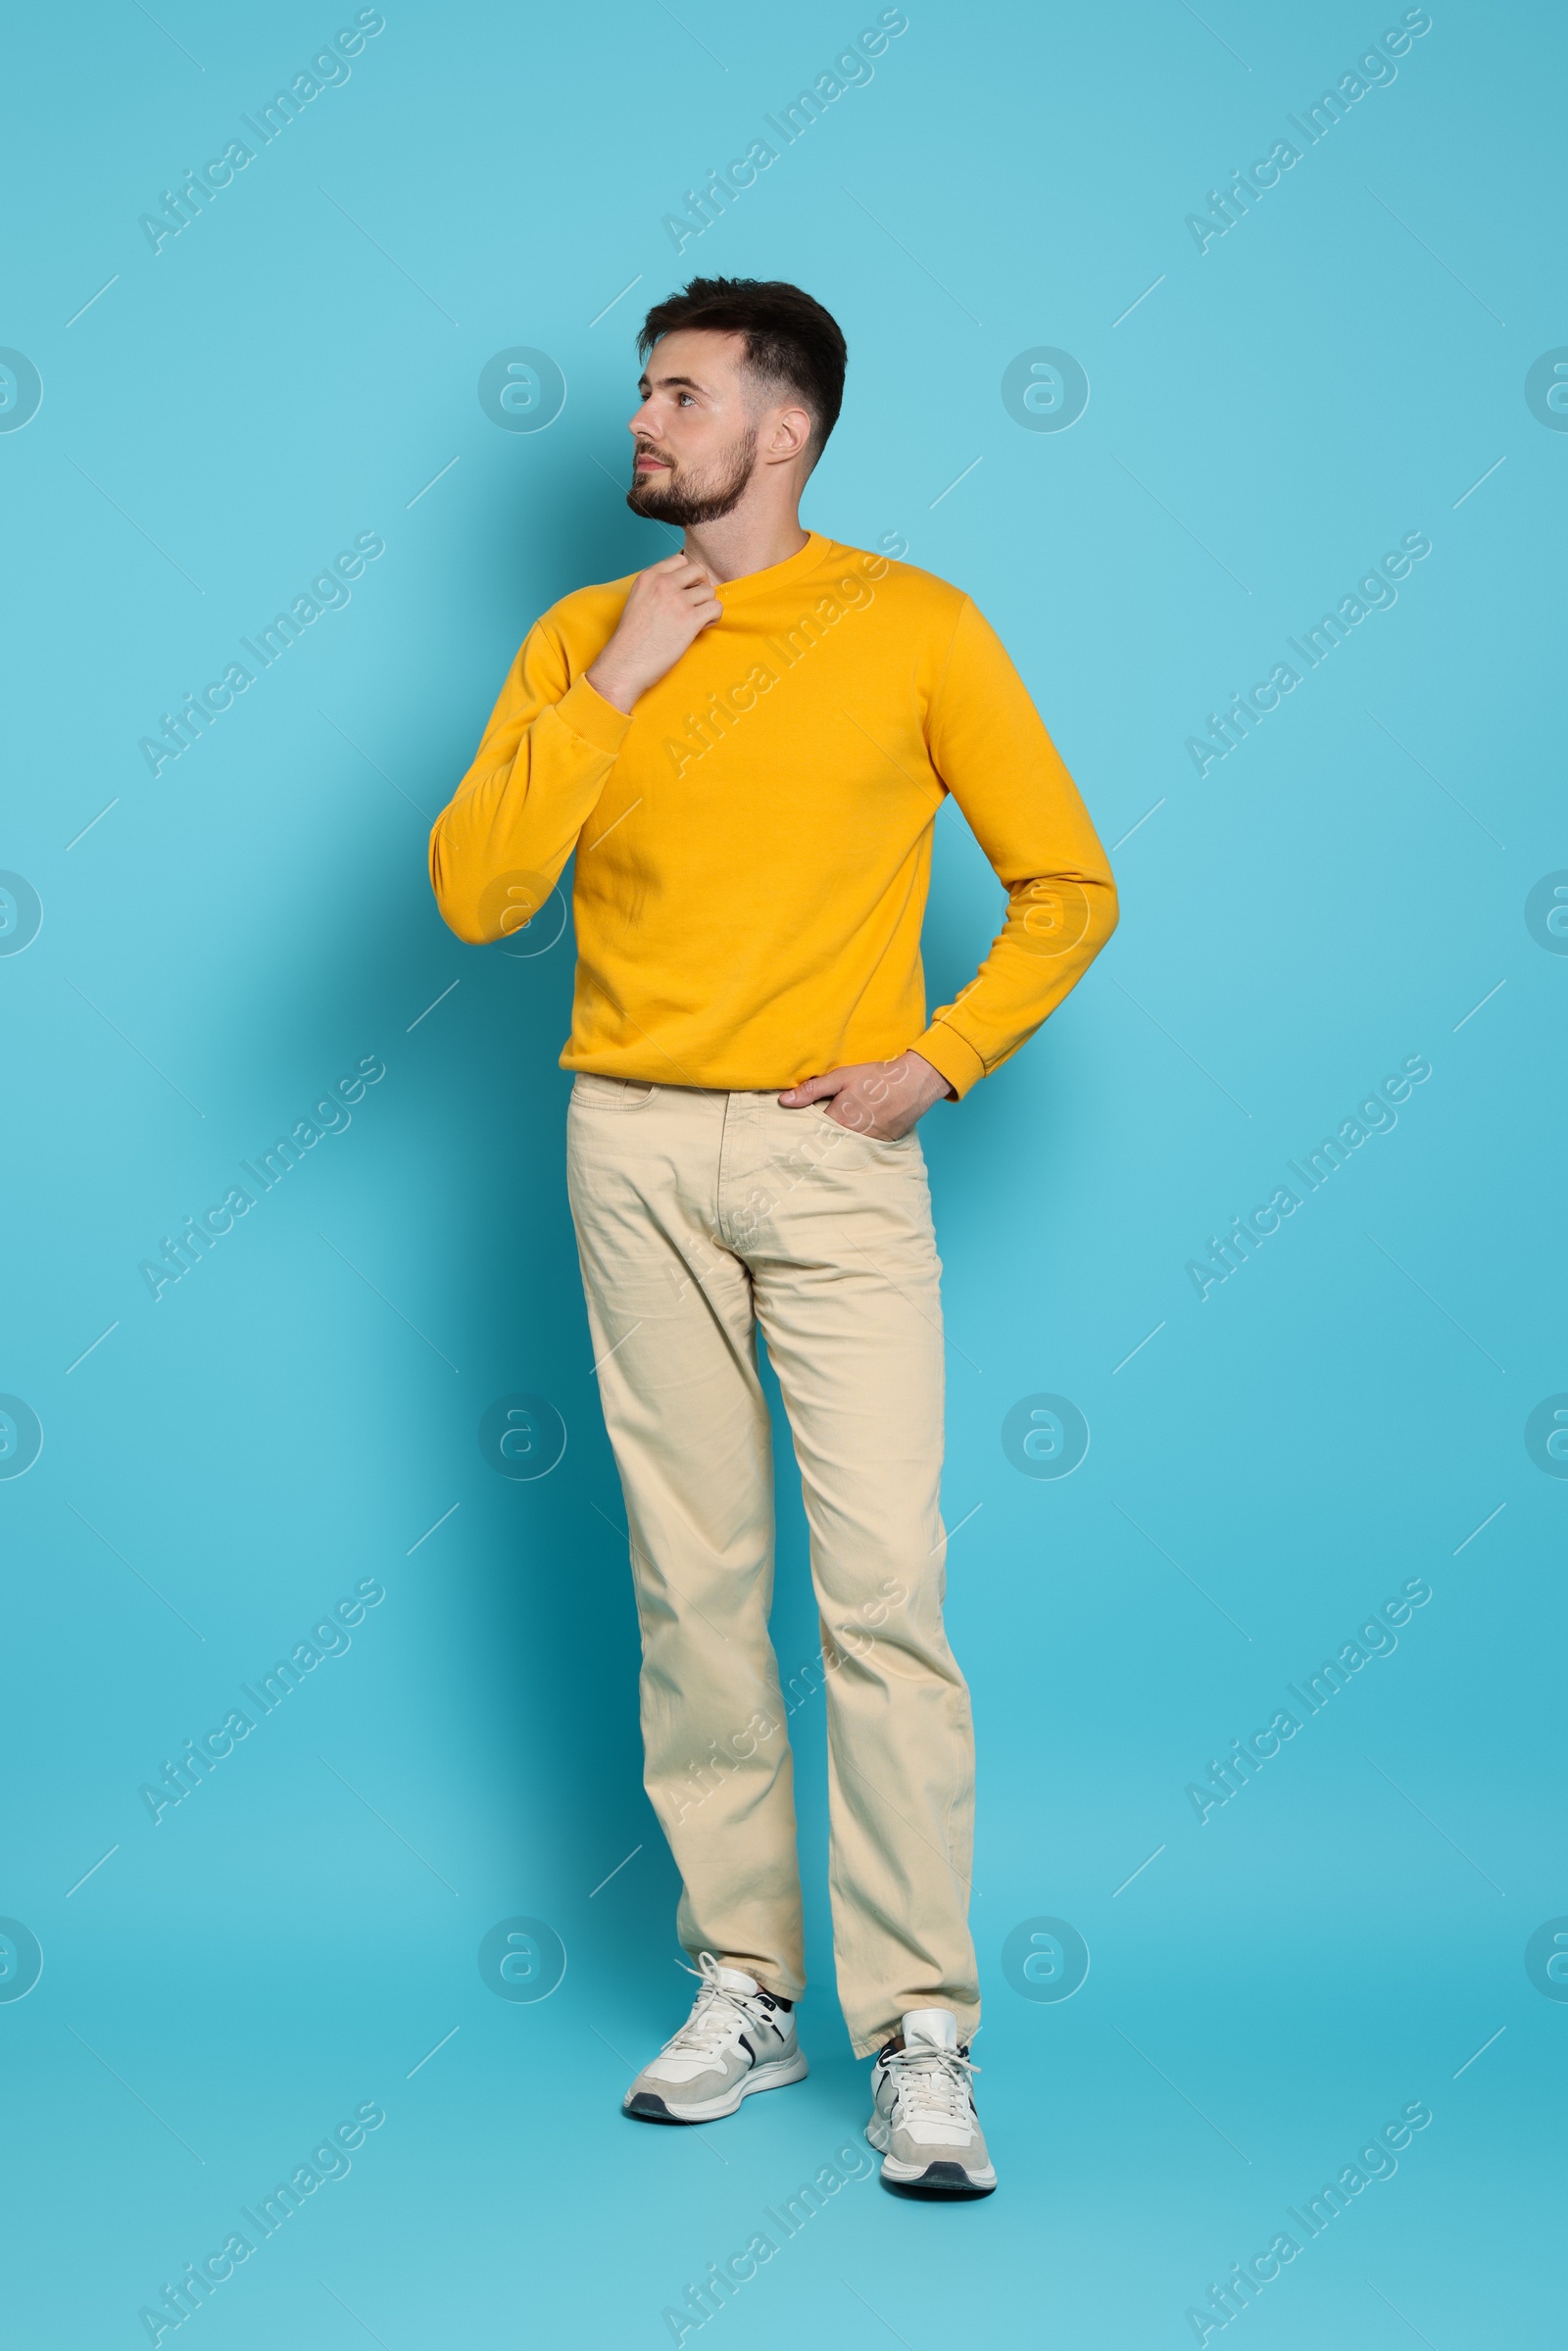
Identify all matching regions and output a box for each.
[883,2041,980,2130]
[662,1951,771,2061]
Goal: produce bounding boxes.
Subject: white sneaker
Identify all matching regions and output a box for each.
[623,1951,808,2124]
[866,2007,997,2194]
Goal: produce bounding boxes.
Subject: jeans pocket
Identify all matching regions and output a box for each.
[811,1101,919,1155]
[570,1073,656,1111]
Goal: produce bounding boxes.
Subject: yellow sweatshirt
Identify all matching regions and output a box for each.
[428,531,1116,1099]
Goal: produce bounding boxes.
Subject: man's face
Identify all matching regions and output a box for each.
[625,329,760,525]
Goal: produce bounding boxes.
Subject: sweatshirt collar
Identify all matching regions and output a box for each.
[711,530,831,608]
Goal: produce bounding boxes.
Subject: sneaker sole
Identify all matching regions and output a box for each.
[623,2049,808,2125]
[865,2119,996,2194]
[877,2153,997,2195]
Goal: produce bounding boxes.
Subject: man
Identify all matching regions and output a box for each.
[429,277,1116,2197]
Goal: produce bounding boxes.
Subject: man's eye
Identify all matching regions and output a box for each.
[678,393,695,406]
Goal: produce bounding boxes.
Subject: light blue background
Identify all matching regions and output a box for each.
[4,2,1562,2344]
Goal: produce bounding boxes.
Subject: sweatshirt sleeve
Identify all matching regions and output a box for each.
[910,596,1118,1099]
[428,617,631,944]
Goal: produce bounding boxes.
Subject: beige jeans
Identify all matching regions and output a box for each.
[564,1073,978,2057]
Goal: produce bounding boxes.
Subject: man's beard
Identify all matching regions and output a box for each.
[626,426,758,525]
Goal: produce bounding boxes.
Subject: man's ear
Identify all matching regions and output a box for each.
[767,404,813,464]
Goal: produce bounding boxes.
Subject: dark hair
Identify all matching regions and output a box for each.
[637,276,848,457]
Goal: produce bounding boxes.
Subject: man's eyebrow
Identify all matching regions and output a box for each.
[639,371,710,396]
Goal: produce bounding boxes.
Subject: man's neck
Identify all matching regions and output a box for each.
[683,509,810,586]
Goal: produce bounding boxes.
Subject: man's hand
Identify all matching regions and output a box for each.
[778,1052,955,1141]
[586,553,722,714]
